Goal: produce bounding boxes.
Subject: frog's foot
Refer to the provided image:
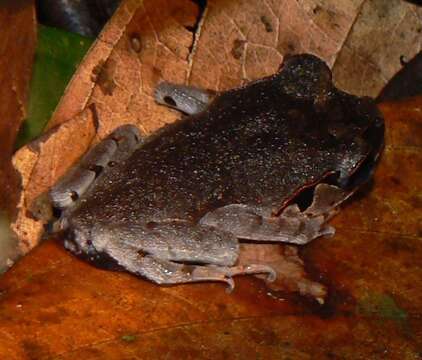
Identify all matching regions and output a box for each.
[49,124,143,211]
[190,264,276,292]
[200,183,348,245]
[141,259,276,292]
[155,82,216,115]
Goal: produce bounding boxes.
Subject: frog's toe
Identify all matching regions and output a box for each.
[155,82,215,115]
[225,264,277,283]
[190,265,236,290]
[320,225,335,237]
[189,262,277,289]
[224,278,235,293]
[111,248,271,291]
[266,268,277,283]
[190,264,275,292]
[49,124,144,211]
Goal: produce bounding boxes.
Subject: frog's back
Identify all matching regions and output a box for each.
[71,68,367,225]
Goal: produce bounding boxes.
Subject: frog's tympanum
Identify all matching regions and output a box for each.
[45,54,384,297]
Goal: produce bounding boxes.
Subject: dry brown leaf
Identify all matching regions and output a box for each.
[332,0,422,97]
[0,1,36,214]
[189,0,422,95]
[12,108,97,253]
[0,1,36,271]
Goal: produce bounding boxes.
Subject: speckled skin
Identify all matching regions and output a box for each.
[74,57,382,223]
[51,55,384,288]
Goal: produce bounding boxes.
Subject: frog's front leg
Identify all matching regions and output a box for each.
[200,184,347,245]
[49,124,143,210]
[155,82,216,115]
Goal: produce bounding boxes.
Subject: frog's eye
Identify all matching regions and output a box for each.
[163,96,177,107]
[70,190,79,201]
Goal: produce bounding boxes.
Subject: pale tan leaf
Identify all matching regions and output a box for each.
[12,108,97,252]
[332,0,422,97]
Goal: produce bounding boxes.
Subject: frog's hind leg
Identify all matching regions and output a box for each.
[104,242,275,292]
[200,184,348,245]
[155,82,216,115]
[49,124,143,211]
[81,221,275,291]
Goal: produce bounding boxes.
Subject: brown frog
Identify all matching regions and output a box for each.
[46,54,384,291]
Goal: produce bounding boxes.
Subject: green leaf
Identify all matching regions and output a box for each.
[121,334,137,343]
[356,292,411,335]
[357,292,408,321]
[16,25,93,148]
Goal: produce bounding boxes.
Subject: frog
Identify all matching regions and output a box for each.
[45,54,384,291]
